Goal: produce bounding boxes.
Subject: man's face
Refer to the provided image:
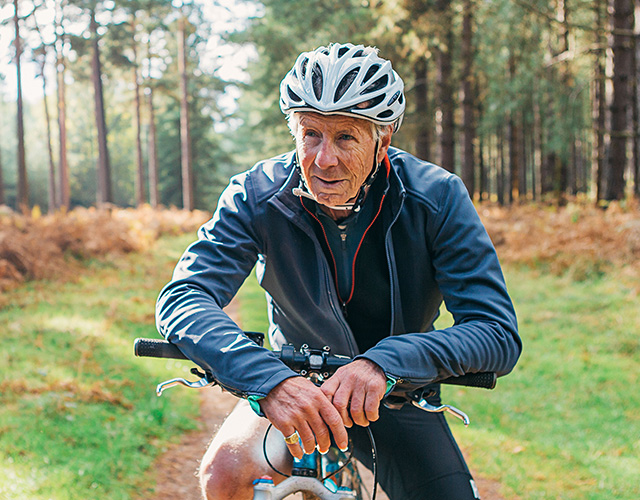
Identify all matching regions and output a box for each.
[294,113,388,210]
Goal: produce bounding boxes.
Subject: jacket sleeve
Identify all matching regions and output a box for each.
[359,175,521,387]
[155,171,298,398]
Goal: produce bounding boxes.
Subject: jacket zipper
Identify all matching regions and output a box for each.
[385,190,406,336]
[301,193,386,315]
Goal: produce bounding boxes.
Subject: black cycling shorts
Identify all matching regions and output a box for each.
[348,402,482,500]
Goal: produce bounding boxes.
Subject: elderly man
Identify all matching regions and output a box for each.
[156,43,521,499]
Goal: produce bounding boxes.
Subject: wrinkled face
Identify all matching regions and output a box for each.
[294,113,390,212]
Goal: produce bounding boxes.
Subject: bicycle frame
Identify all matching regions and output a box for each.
[253,455,357,499]
[253,475,356,500]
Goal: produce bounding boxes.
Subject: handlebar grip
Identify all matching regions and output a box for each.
[441,372,496,389]
[134,338,188,360]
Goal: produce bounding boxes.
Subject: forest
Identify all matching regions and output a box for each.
[0,0,639,212]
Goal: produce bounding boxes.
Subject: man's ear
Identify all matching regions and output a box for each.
[376,125,394,163]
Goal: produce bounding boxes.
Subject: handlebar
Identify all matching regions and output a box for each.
[133,336,496,390]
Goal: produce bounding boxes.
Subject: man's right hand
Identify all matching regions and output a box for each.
[259,376,348,459]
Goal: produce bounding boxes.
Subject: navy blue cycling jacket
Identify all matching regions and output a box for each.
[155,147,521,399]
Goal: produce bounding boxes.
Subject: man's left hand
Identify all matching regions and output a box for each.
[320,358,388,428]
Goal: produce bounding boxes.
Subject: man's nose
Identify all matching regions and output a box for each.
[314,139,339,169]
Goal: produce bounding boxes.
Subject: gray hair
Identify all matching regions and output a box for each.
[286,112,391,144]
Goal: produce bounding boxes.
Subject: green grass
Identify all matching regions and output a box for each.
[235,265,640,499]
[0,233,201,500]
[3,232,638,499]
[440,266,640,499]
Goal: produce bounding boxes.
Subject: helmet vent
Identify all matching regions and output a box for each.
[334,68,360,102]
[288,87,302,102]
[362,64,380,84]
[301,58,309,79]
[311,63,324,100]
[387,90,401,106]
[353,49,364,57]
[377,110,394,119]
[356,94,385,110]
[361,74,389,95]
[337,46,350,58]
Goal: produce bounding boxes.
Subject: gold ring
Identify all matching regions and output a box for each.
[284,432,299,445]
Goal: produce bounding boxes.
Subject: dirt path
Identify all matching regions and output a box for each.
[140,301,508,500]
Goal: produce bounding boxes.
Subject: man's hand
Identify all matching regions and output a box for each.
[259,376,348,459]
[320,358,387,428]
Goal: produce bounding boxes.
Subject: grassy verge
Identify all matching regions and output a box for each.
[236,265,640,500]
[445,265,639,499]
[0,233,200,500]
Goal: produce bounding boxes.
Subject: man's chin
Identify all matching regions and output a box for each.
[315,193,355,208]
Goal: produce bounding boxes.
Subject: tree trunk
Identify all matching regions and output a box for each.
[56,52,70,209]
[147,87,159,208]
[497,127,505,205]
[477,92,488,200]
[633,0,640,199]
[145,34,159,208]
[507,50,517,204]
[519,110,528,199]
[55,0,69,209]
[435,0,455,173]
[478,135,485,199]
[91,9,112,206]
[592,0,607,202]
[460,0,476,197]
[178,13,193,210]
[555,0,571,204]
[507,51,517,205]
[414,55,431,161]
[14,0,28,212]
[0,113,4,206]
[605,0,634,201]
[531,100,540,200]
[132,36,145,206]
[39,58,57,213]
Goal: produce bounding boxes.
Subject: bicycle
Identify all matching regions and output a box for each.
[134,334,496,500]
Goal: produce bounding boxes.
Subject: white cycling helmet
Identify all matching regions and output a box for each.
[280,43,405,132]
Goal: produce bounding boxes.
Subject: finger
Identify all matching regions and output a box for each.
[348,389,369,427]
[282,428,304,459]
[331,384,354,428]
[319,404,349,452]
[320,376,339,400]
[295,421,317,456]
[364,388,381,423]
[308,415,333,454]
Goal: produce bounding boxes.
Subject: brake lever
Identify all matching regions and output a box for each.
[383,392,470,426]
[156,369,216,396]
[411,398,470,426]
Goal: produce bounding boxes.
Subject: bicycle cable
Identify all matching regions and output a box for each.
[262,423,379,500]
[366,426,378,500]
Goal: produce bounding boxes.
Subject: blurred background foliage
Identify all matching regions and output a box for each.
[0,0,638,212]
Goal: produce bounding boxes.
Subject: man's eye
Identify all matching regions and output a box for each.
[339,134,355,141]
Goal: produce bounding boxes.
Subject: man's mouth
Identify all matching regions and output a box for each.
[314,176,344,186]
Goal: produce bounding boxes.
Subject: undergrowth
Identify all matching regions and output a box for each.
[480,199,640,284]
[0,206,209,293]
